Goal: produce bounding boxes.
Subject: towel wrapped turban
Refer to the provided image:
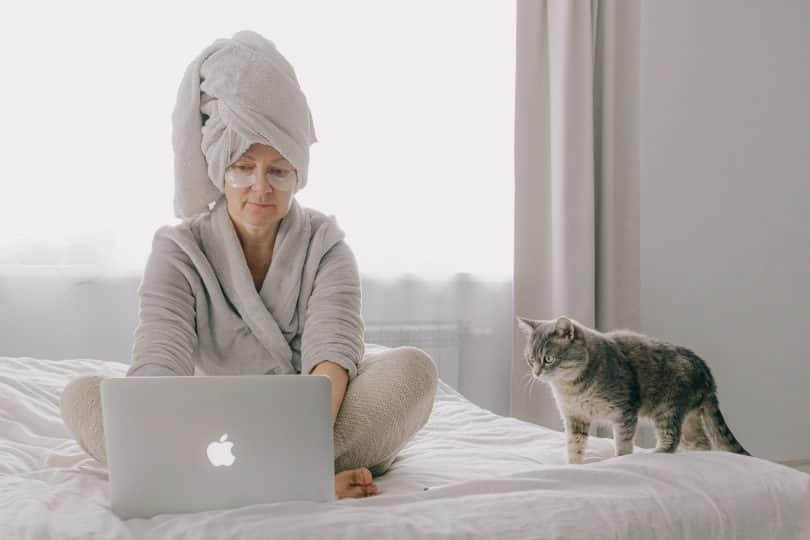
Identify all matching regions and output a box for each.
[171,30,318,219]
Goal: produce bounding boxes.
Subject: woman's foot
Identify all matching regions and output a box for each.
[335,467,379,499]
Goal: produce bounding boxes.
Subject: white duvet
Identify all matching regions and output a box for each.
[1,355,808,540]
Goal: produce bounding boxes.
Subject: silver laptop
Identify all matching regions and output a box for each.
[100,374,335,519]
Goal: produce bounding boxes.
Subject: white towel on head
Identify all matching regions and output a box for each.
[171,29,318,219]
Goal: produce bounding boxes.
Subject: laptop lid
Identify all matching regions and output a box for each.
[100,374,335,519]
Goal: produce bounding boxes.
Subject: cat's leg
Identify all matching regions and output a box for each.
[612,414,638,457]
[679,408,711,451]
[652,410,685,453]
[565,416,591,464]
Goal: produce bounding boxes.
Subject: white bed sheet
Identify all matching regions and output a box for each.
[1,355,808,540]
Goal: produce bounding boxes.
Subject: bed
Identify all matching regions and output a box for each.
[2,354,809,540]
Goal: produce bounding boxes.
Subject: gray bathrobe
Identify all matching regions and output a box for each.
[126,194,364,381]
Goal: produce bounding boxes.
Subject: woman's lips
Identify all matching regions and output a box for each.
[248,202,274,208]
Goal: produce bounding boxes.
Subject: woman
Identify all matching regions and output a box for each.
[60,30,438,500]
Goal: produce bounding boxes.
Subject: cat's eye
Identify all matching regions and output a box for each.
[543,356,554,365]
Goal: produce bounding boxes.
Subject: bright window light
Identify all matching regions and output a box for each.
[0,0,515,280]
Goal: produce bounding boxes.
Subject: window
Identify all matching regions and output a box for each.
[0,0,514,281]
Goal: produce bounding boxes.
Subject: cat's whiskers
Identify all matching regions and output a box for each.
[521,371,533,398]
[529,373,539,400]
[522,370,540,401]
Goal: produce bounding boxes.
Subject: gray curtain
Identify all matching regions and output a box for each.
[511,0,642,434]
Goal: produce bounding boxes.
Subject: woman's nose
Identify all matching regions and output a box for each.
[250,169,273,192]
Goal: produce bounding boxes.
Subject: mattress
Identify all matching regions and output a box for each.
[1,354,809,539]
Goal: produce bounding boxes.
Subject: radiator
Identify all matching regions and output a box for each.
[363,320,466,390]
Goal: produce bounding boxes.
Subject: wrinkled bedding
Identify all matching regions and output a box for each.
[1,355,808,540]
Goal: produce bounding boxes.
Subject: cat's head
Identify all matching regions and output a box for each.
[516,316,587,382]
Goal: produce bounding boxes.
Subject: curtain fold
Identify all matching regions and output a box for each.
[512,0,641,430]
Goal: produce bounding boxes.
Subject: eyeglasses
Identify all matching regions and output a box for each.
[224,164,298,192]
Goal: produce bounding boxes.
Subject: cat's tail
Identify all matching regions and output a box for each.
[701,394,751,456]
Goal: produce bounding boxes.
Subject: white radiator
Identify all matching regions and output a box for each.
[363,320,467,390]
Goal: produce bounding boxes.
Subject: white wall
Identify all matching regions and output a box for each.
[641,0,810,461]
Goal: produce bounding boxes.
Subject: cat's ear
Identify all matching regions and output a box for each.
[555,316,576,341]
[516,316,540,336]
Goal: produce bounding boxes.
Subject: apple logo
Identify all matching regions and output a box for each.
[207,433,236,467]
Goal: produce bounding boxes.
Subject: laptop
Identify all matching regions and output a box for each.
[100,374,335,519]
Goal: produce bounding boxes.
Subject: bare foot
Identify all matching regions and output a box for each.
[335,467,379,499]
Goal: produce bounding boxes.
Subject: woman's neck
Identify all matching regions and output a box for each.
[231,218,279,279]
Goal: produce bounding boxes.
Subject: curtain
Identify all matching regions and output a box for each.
[512,0,643,436]
[0,1,516,416]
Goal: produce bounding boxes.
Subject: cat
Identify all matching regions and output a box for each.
[517,315,750,464]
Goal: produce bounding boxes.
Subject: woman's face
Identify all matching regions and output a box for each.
[223,143,296,233]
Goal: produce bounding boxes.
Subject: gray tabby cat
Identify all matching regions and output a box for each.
[517,315,750,464]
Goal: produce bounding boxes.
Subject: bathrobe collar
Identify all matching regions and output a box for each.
[200,195,316,368]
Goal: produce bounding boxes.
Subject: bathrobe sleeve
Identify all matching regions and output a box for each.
[300,240,365,382]
[127,229,198,377]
